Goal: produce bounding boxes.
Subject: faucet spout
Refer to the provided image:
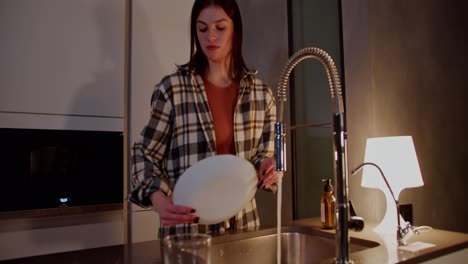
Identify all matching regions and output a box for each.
[276,47,345,123]
[352,162,414,246]
[275,47,357,264]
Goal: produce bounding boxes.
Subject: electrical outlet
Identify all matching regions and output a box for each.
[400,204,413,224]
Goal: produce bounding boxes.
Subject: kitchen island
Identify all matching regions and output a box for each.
[2,218,467,264]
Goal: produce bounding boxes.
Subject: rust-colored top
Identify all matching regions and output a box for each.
[203,77,239,155]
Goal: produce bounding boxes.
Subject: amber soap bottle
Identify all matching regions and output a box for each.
[320,178,336,229]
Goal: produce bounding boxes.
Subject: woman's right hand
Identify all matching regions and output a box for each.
[150,191,199,226]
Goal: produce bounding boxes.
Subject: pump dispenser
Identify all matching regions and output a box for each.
[321,178,336,229]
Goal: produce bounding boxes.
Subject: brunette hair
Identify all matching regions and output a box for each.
[183,0,249,82]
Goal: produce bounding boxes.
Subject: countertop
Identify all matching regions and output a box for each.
[293,218,468,263]
[2,218,467,264]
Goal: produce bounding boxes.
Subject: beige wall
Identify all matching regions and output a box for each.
[342,0,468,233]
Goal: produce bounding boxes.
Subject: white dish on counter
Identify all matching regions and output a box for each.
[173,154,258,225]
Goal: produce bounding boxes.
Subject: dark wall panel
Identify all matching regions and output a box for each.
[344,0,468,232]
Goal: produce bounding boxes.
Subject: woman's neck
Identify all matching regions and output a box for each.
[205,60,232,87]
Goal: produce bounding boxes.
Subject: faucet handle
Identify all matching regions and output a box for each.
[347,200,364,231]
[398,221,416,245]
[348,216,365,232]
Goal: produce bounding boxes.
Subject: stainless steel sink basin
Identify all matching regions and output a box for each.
[209,226,379,264]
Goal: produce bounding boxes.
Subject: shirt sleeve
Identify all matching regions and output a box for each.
[128,82,173,208]
[251,82,278,192]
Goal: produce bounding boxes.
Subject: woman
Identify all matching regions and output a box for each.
[129,0,278,237]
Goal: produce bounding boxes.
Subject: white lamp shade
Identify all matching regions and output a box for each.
[361,136,423,196]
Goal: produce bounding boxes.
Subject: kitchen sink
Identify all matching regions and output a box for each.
[209,226,379,264]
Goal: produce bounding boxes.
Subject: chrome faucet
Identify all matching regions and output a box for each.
[275,47,363,264]
[352,162,417,246]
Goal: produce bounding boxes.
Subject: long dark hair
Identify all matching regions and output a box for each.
[183,0,249,82]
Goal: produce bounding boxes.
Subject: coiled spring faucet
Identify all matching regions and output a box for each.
[275,47,362,264]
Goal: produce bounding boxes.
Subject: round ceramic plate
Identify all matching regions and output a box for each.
[172,155,258,225]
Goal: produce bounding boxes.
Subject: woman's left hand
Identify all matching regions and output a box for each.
[257,157,278,189]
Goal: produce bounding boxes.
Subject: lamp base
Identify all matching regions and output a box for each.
[373,187,405,235]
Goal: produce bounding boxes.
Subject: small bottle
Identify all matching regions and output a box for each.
[321,178,336,229]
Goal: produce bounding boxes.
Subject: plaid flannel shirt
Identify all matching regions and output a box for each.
[129,66,276,237]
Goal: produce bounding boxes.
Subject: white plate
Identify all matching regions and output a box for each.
[173,154,258,225]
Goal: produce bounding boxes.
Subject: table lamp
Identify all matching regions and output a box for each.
[357,136,423,234]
